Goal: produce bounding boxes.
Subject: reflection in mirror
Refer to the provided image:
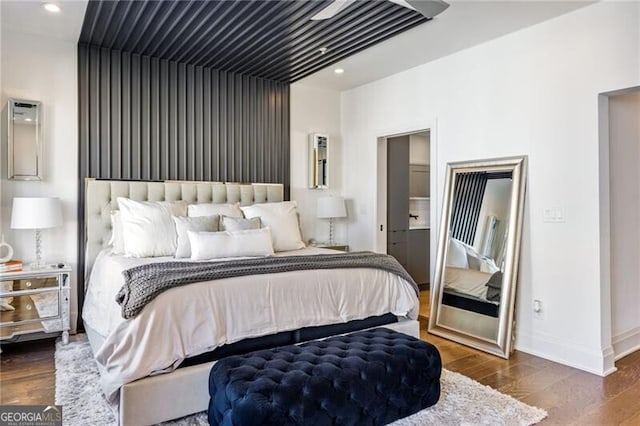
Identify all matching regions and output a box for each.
[429,156,527,358]
[309,133,329,188]
[8,99,42,180]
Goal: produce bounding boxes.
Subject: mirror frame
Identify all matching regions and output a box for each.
[428,156,527,358]
[309,133,329,189]
[7,98,43,181]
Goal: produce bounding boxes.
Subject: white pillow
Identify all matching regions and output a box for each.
[117,198,183,257]
[188,228,274,260]
[240,201,305,252]
[108,211,125,255]
[220,216,261,232]
[173,215,219,258]
[109,200,186,255]
[188,203,242,218]
[480,257,500,273]
[446,238,469,269]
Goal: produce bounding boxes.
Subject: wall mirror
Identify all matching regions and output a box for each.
[428,156,527,358]
[7,98,43,180]
[309,133,329,188]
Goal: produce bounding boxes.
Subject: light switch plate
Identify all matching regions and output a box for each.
[543,208,565,223]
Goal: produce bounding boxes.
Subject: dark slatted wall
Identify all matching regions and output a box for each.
[77,44,290,324]
[450,172,488,245]
[78,44,290,185]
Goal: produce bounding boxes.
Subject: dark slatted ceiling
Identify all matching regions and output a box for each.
[79,0,429,82]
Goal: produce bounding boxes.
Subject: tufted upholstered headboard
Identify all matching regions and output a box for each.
[83,179,284,280]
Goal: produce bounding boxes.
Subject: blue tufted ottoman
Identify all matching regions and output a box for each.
[208,327,442,426]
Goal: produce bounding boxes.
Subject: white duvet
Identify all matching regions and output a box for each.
[82,247,419,402]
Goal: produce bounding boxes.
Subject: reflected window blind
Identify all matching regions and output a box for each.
[450,172,488,245]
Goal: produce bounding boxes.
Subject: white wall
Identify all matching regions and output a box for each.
[341,2,639,374]
[290,84,346,245]
[0,30,79,330]
[609,91,640,359]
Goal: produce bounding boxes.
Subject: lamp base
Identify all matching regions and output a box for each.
[29,261,47,270]
[328,218,336,246]
[32,229,44,269]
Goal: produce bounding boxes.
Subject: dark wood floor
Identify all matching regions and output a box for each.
[2,308,640,424]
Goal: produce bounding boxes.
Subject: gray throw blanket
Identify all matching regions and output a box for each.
[116,251,418,319]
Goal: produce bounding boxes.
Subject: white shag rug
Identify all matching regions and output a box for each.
[55,336,547,426]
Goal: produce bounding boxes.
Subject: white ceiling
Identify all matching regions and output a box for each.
[0,0,592,92]
[298,1,593,91]
[1,0,88,43]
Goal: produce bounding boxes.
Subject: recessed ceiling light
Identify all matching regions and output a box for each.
[43,3,61,13]
[25,118,33,122]
[334,68,344,75]
[318,47,328,55]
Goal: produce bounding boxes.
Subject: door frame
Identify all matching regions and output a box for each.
[598,85,640,370]
[375,119,438,282]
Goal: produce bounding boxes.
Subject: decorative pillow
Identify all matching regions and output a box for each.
[240,201,305,252]
[188,228,274,260]
[446,238,469,269]
[108,211,125,255]
[485,271,504,302]
[117,198,184,258]
[188,203,243,218]
[173,215,219,258]
[221,216,261,232]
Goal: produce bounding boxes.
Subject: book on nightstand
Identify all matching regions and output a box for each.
[0,260,23,273]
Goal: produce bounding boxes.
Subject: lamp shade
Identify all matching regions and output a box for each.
[10,197,63,229]
[317,196,347,219]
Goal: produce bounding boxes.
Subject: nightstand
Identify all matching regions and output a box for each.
[0,265,71,345]
[314,244,349,252]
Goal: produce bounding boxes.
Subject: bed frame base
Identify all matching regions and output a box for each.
[87,319,419,426]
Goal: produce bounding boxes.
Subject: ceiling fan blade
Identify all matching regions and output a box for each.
[390,0,450,18]
[310,0,357,20]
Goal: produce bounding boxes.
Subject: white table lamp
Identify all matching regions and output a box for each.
[317,196,347,246]
[10,197,63,269]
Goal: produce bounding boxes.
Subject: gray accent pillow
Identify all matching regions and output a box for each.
[173,215,219,258]
[221,216,261,232]
[485,271,503,302]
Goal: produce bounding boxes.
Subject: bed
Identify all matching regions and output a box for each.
[442,266,500,317]
[441,237,503,318]
[81,179,420,425]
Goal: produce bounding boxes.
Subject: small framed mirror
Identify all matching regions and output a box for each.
[7,98,43,180]
[428,156,527,358]
[309,133,329,188]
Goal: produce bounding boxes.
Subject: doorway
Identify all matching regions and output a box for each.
[598,85,640,371]
[376,128,436,292]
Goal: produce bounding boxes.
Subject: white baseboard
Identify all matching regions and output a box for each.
[613,326,640,361]
[515,329,617,376]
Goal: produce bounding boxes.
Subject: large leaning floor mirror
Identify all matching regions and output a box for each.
[428,156,527,358]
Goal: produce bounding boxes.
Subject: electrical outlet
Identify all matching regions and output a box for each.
[533,299,544,320]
